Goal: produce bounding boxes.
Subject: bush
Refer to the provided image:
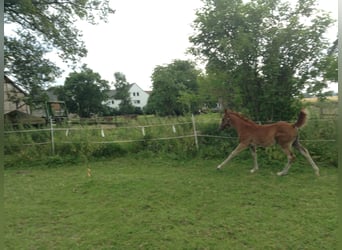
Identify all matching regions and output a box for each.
[91,143,127,158]
[4,110,337,168]
[299,118,337,167]
[196,122,236,159]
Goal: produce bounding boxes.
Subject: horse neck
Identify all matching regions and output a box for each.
[230,113,256,131]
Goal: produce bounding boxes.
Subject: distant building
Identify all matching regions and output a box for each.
[4,75,30,114]
[4,76,47,126]
[104,83,150,110]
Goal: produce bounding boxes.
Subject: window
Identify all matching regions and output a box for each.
[137,92,140,96]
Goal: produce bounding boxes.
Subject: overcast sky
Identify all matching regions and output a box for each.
[54,0,338,92]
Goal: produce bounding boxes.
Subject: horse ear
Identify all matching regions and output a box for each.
[224,109,229,114]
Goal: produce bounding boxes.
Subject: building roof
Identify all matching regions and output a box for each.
[4,75,29,95]
[105,83,150,98]
[105,89,117,98]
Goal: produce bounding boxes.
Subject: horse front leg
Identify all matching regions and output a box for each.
[249,145,259,173]
[217,143,247,170]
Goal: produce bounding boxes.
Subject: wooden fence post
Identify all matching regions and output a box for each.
[192,114,199,150]
[50,118,55,155]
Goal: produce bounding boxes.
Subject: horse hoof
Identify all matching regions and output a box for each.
[277,171,287,176]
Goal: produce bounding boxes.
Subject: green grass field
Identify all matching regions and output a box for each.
[5,155,337,249]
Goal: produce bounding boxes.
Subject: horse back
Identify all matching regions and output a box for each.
[240,122,297,147]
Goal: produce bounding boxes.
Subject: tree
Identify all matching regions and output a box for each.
[113,72,135,114]
[4,0,115,104]
[321,39,338,83]
[190,0,334,121]
[304,38,338,99]
[146,60,200,116]
[4,33,62,107]
[197,71,243,112]
[59,65,109,117]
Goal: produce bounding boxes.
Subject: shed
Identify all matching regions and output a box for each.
[4,75,30,114]
[4,110,46,127]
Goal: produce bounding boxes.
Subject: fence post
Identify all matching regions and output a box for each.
[50,117,55,155]
[192,114,199,150]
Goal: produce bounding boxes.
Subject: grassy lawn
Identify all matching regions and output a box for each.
[5,156,337,249]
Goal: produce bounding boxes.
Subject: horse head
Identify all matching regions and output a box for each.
[219,109,232,130]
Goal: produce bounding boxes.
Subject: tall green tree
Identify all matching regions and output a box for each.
[197,71,243,112]
[146,60,200,116]
[305,38,338,98]
[4,34,61,107]
[190,0,334,121]
[321,39,338,83]
[4,0,115,104]
[113,72,135,114]
[60,65,109,117]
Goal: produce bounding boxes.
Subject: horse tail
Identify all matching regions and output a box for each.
[293,109,307,128]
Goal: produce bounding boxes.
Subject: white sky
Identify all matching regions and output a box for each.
[54,0,338,92]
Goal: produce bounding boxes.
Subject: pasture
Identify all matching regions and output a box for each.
[4,156,337,249]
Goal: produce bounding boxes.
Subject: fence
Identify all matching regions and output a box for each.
[4,114,337,157]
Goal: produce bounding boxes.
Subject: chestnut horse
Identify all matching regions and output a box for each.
[217,109,319,176]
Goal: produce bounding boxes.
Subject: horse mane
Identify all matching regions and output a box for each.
[229,111,257,126]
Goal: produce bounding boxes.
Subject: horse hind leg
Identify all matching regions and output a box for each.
[277,146,295,176]
[250,145,259,173]
[293,140,320,176]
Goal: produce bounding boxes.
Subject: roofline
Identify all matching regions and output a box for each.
[4,75,29,96]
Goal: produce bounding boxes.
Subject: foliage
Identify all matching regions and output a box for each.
[4,35,61,106]
[4,0,115,103]
[112,72,135,114]
[320,39,338,83]
[147,60,200,116]
[197,71,243,112]
[305,40,338,99]
[91,143,127,158]
[299,117,337,167]
[58,65,110,117]
[190,0,335,121]
[197,121,237,159]
[4,157,337,249]
[4,101,337,168]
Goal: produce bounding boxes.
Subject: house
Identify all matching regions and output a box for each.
[4,75,30,114]
[4,76,46,126]
[104,83,150,110]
